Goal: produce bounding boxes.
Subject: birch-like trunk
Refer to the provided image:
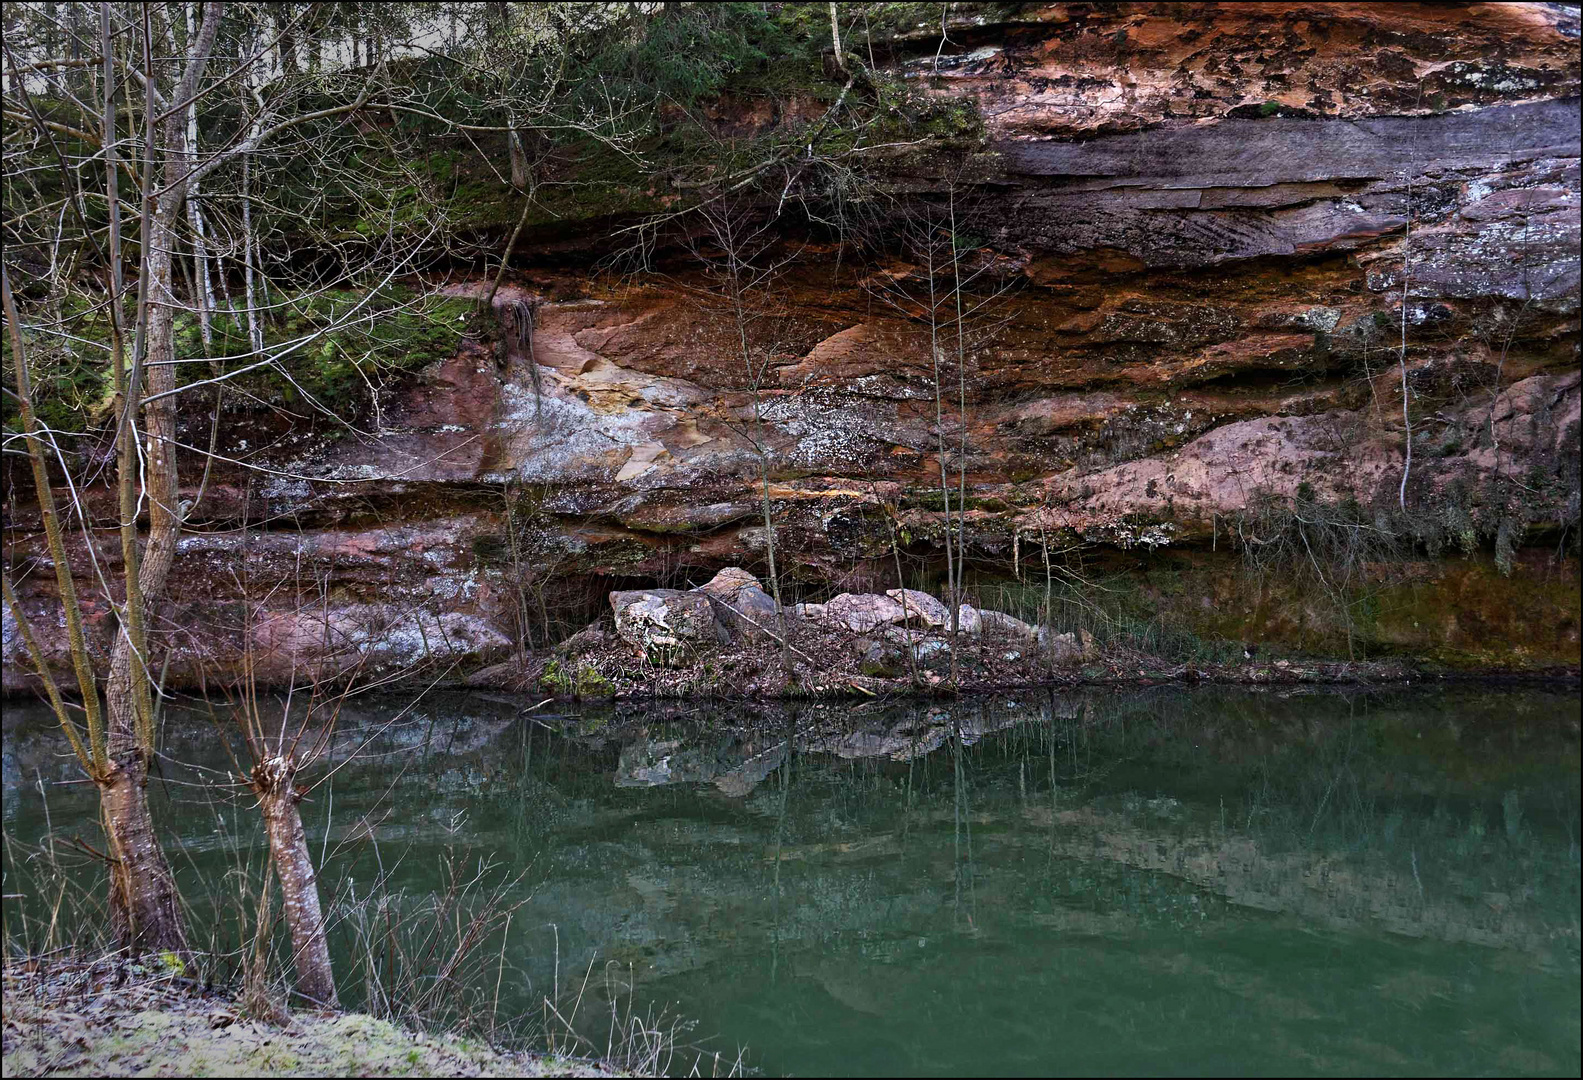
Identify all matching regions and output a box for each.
[255,756,339,1008]
[242,152,262,354]
[99,0,224,954]
[184,4,214,349]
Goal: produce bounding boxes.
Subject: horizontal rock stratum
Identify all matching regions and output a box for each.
[4,2,1579,690]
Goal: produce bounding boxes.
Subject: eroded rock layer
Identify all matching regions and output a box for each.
[4,2,1579,687]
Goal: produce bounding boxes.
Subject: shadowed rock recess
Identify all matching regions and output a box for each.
[4,2,1579,693]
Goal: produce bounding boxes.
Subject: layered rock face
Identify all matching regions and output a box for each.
[4,2,1579,688]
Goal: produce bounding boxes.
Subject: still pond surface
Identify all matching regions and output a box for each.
[3,686,1579,1076]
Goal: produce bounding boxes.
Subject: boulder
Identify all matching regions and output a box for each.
[696,567,759,598]
[821,592,908,633]
[885,588,952,627]
[956,605,983,636]
[609,587,684,608]
[559,623,611,654]
[978,609,1039,639]
[697,567,780,640]
[1036,627,1083,663]
[609,589,723,666]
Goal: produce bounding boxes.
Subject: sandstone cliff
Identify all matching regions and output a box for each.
[4,2,1579,689]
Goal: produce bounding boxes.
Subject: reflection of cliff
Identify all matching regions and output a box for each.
[4,686,1577,1075]
[1018,804,1575,959]
[6,689,1576,969]
[602,692,1578,962]
[743,797,1575,963]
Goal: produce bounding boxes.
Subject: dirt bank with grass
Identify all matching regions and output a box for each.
[1,964,617,1079]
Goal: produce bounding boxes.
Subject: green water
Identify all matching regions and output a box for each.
[3,687,1579,1076]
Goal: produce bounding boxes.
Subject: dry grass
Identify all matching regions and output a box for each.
[1,959,619,1078]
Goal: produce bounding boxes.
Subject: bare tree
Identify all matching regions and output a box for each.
[682,194,800,679]
[0,0,892,961]
[3,0,413,953]
[863,181,1016,680]
[228,616,355,1009]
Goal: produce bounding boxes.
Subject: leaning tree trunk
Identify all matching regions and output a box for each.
[254,756,339,1008]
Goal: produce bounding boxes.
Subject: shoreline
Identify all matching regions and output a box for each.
[5,660,1578,705]
[1,961,619,1079]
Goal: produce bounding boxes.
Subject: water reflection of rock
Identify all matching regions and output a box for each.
[601,694,1578,964]
[616,730,787,796]
[611,697,1072,795]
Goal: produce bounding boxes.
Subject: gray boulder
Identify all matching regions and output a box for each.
[610,589,723,666]
[697,567,780,640]
[885,588,951,627]
[1036,626,1083,663]
[956,605,983,636]
[978,609,1039,639]
[821,592,908,633]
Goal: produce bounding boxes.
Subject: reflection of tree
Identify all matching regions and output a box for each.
[952,715,977,932]
[769,713,796,984]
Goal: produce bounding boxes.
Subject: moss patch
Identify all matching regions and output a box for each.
[540,658,615,699]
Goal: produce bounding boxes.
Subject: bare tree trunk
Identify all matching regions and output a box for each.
[887,510,920,686]
[828,2,848,77]
[184,4,214,349]
[1398,90,1422,510]
[1040,520,1054,678]
[752,406,794,678]
[508,118,529,190]
[949,188,970,658]
[100,757,187,953]
[255,757,339,1008]
[737,286,793,679]
[1398,217,1413,511]
[98,0,223,955]
[242,152,262,354]
[931,337,959,684]
[101,216,187,950]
